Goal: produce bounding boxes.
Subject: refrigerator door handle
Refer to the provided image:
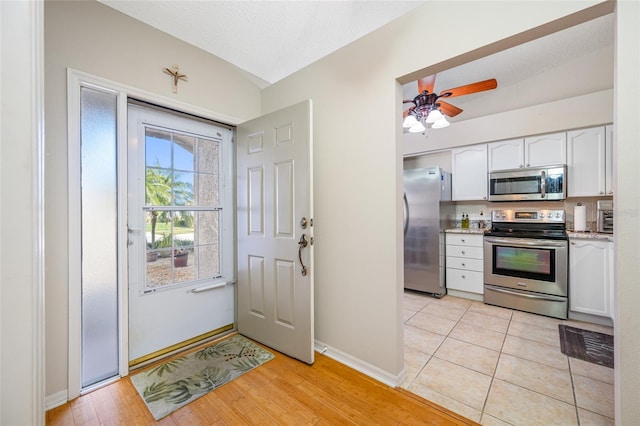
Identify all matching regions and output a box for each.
[403,193,409,237]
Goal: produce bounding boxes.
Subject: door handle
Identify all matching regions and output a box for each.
[298,234,309,276]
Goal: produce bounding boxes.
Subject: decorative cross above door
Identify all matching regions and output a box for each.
[163,65,188,93]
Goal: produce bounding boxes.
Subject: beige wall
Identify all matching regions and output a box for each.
[44,0,261,397]
[263,0,639,422]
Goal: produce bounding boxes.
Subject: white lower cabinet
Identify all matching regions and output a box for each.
[569,238,613,320]
[446,233,484,298]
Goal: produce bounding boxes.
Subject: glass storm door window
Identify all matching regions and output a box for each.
[144,128,221,290]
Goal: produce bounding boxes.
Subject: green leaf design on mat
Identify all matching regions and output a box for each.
[147,359,184,377]
[198,366,232,388]
[231,357,263,372]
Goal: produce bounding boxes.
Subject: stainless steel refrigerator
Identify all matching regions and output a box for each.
[403,167,452,297]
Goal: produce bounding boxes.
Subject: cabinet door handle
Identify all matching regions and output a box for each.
[461,250,465,255]
[461,275,466,279]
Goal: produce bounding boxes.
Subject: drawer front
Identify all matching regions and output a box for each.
[446,268,484,294]
[446,245,483,259]
[446,234,483,247]
[446,256,483,272]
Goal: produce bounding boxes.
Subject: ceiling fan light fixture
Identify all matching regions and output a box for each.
[402,114,419,128]
[408,122,426,133]
[425,108,443,123]
[432,116,450,129]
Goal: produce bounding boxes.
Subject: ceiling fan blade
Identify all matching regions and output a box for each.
[439,78,497,99]
[437,101,463,117]
[417,75,436,94]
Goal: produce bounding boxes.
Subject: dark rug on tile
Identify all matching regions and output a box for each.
[559,325,614,368]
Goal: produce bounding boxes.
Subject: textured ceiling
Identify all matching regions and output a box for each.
[99,0,425,86]
[98,1,613,122]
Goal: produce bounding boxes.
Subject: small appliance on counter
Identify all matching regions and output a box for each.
[597,200,614,234]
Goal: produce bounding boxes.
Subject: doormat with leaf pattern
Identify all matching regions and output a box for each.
[130,334,275,420]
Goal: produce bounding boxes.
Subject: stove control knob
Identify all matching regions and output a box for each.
[540,213,545,218]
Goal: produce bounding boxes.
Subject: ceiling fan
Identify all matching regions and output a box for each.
[403,74,498,132]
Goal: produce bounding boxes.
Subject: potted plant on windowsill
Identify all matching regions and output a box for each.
[146,249,158,262]
[174,248,188,267]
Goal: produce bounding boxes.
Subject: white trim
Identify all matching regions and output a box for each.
[67,68,241,397]
[117,94,129,379]
[44,390,68,411]
[66,71,82,400]
[314,339,407,388]
[33,1,46,423]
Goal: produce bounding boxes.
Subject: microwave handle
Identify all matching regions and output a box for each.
[540,170,546,198]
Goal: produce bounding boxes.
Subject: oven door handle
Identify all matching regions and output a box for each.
[485,285,567,302]
[484,237,566,248]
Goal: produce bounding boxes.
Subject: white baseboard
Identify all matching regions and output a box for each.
[45,389,68,411]
[446,289,483,302]
[568,310,614,327]
[314,340,406,388]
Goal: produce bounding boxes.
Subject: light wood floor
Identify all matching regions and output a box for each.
[47,335,479,425]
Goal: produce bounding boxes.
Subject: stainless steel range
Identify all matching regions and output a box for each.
[484,209,568,319]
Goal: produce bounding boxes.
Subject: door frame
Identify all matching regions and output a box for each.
[66,69,243,399]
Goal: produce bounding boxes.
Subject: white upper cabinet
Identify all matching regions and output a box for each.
[488,133,566,171]
[487,138,525,171]
[605,125,614,195]
[452,144,488,201]
[567,126,607,197]
[524,132,567,167]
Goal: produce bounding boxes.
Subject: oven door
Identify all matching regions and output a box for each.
[483,236,568,296]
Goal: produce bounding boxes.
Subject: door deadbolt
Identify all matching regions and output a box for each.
[300,217,313,229]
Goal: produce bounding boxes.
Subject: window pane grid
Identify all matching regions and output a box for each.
[144,126,221,290]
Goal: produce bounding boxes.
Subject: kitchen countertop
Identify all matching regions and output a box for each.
[445,228,489,235]
[446,228,614,241]
[567,231,614,241]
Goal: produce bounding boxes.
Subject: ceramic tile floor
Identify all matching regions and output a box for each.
[402,291,615,425]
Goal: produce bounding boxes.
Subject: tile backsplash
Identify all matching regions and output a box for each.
[450,197,610,232]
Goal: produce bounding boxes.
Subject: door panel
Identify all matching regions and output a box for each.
[127,104,235,364]
[237,100,314,364]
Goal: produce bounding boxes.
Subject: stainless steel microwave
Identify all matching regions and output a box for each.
[488,165,566,202]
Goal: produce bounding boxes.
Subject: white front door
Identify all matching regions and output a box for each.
[237,100,314,364]
[127,104,235,365]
